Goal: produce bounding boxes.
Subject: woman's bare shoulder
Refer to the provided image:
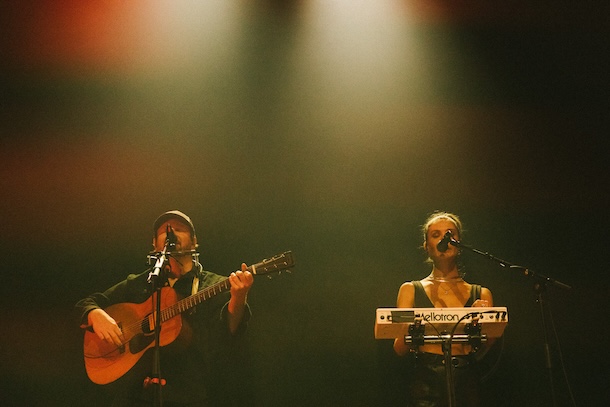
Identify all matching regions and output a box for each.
[397,281,416,307]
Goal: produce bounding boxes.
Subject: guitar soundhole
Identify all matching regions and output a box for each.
[122,316,153,354]
[129,333,154,354]
[142,316,153,334]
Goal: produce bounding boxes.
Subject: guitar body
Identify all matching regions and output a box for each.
[83,287,182,385]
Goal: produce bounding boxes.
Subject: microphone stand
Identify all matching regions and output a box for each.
[146,234,173,407]
[448,239,571,406]
[443,335,456,407]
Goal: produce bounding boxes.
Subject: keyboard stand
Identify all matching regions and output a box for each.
[403,315,486,407]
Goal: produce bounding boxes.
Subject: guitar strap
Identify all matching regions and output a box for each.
[191,261,203,295]
[167,273,200,315]
[191,276,199,296]
[189,266,200,315]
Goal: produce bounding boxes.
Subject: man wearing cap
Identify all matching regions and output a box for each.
[76,210,254,406]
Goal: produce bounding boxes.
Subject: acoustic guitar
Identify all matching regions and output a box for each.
[83,251,294,384]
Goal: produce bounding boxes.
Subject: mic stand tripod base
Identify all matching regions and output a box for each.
[143,377,167,388]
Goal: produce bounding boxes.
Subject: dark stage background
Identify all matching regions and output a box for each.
[1,1,608,406]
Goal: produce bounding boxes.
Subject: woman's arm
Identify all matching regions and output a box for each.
[393,282,415,356]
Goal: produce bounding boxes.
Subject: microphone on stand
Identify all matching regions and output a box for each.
[147,225,200,265]
[148,224,177,283]
[166,224,177,250]
[164,224,177,275]
[437,230,455,253]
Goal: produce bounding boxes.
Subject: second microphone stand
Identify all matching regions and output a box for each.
[447,237,571,406]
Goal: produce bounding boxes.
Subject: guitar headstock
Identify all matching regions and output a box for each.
[249,251,295,276]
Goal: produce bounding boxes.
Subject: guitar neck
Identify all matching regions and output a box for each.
[160,251,294,323]
[162,277,231,323]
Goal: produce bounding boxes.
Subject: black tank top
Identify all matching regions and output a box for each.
[412,280,481,307]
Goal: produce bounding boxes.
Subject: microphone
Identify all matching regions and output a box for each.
[148,224,177,283]
[437,230,454,253]
[166,224,177,250]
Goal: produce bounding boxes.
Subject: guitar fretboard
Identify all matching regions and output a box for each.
[161,278,231,323]
[156,251,293,324]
